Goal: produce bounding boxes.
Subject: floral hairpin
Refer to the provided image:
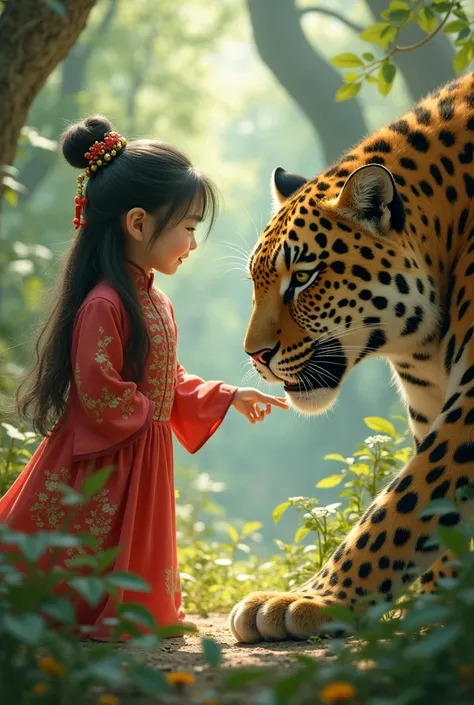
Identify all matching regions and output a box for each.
[72,130,127,231]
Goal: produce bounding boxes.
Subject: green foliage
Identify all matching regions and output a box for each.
[3,417,474,703]
[331,0,474,100]
[0,451,189,703]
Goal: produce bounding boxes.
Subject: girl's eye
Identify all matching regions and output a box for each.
[187,227,196,233]
[294,270,310,285]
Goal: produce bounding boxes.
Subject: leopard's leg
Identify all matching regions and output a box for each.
[229,262,474,644]
[230,420,473,643]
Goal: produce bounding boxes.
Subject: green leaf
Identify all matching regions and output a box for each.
[336,82,362,102]
[117,602,158,631]
[378,61,397,96]
[4,188,18,207]
[321,603,356,624]
[158,623,197,638]
[227,525,239,543]
[444,20,469,33]
[316,474,342,489]
[56,483,85,506]
[419,499,458,518]
[129,666,171,695]
[241,521,262,537]
[128,634,160,648]
[272,501,291,524]
[69,577,105,606]
[14,532,55,561]
[405,624,461,658]
[432,1,453,11]
[96,546,121,571]
[364,416,396,437]
[3,613,45,645]
[362,52,375,62]
[87,657,128,687]
[202,636,222,666]
[386,8,411,23]
[417,7,438,33]
[106,571,151,592]
[323,453,346,462]
[47,531,82,548]
[82,466,114,498]
[403,604,452,631]
[456,483,474,503]
[453,44,474,73]
[453,7,469,23]
[437,526,468,556]
[360,22,397,50]
[41,597,76,626]
[294,526,310,543]
[331,53,364,69]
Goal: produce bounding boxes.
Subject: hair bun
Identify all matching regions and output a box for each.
[61,115,114,169]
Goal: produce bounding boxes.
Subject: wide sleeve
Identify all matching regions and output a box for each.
[71,296,154,461]
[170,363,237,454]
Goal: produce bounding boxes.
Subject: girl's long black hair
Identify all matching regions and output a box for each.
[16,115,218,436]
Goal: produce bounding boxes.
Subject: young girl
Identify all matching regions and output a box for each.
[0,116,288,641]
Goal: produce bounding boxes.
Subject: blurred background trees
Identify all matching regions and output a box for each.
[1,0,472,548]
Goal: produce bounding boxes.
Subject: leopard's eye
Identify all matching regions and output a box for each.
[294,270,311,285]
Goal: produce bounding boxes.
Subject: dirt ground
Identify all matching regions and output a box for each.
[103,613,333,703]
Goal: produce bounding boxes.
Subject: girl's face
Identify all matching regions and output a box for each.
[125,205,201,276]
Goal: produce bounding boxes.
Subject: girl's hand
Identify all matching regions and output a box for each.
[231,387,290,424]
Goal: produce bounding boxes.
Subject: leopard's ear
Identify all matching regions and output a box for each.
[271,167,308,214]
[335,164,406,234]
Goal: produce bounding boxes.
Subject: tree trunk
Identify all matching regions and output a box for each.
[16,0,117,203]
[0,0,97,203]
[366,0,454,101]
[246,0,368,166]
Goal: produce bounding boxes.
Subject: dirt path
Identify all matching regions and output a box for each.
[109,613,333,703]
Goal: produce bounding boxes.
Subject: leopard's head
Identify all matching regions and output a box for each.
[245,164,439,414]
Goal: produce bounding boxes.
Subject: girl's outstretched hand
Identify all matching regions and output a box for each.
[231,387,290,424]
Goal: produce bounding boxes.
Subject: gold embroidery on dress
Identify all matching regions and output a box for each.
[30,466,119,561]
[165,567,181,599]
[68,486,120,560]
[75,326,135,423]
[30,467,70,529]
[130,268,177,422]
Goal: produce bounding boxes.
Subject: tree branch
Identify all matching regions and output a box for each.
[247,0,367,165]
[365,0,454,101]
[299,7,364,34]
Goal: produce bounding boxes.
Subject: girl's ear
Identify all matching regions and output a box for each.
[124,207,147,242]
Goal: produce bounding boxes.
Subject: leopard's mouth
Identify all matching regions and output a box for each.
[281,339,347,393]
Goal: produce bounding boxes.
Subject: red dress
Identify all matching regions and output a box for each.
[0,263,236,639]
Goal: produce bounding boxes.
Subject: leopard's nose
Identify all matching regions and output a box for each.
[246,342,280,367]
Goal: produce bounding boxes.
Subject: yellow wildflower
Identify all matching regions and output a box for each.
[320,681,357,703]
[32,682,49,696]
[458,664,473,679]
[165,671,196,687]
[98,695,120,705]
[38,656,65,678]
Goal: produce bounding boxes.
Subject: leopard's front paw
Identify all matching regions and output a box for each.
[228,590,331,643]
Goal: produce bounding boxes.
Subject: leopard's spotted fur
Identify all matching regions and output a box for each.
[229,71,474,643]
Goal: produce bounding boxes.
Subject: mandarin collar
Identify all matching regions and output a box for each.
[127,261,155,290]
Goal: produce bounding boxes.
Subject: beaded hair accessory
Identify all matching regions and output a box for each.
[73,130,127,231]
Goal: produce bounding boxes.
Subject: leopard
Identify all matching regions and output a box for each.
[229,70,474,644]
